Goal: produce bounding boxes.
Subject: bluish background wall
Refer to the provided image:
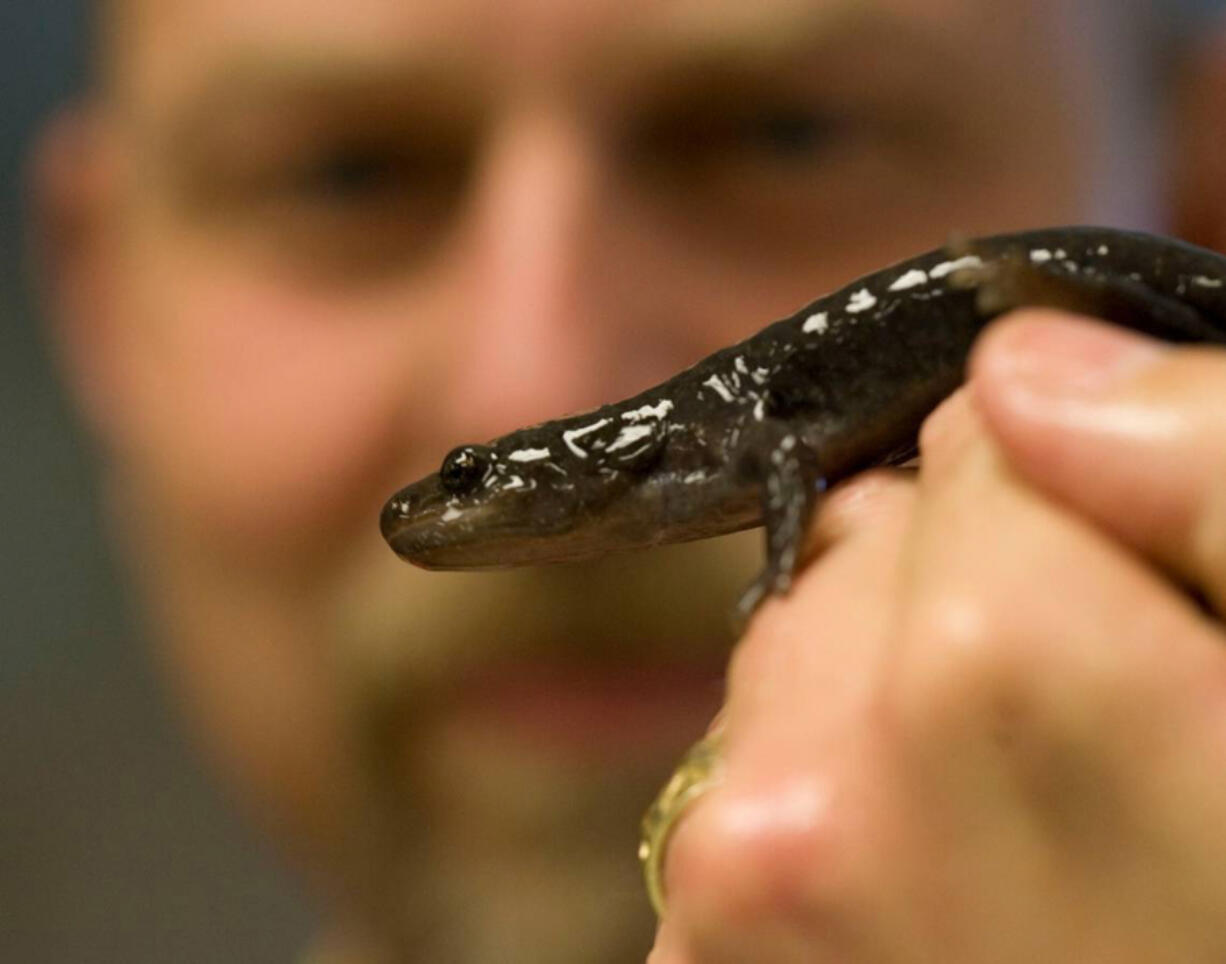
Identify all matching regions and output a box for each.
[1,4,312,960]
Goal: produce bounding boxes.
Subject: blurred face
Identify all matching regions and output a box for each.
[66,0,1129,958]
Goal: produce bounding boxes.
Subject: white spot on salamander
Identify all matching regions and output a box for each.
[623,399,674,422]
[929,255,983,278]
[846,288,877,313]
[735,356,749,375]
[501,475,526,490]
[507,447,551,462]
[606,424,654,452]
[802,311,829,334]
[441,506,463,522]
[702,374,735,402]
[1029,249,1053,263]
[562,418,611,458]
[1193,275,1223,288]
[1096,244,1110,256]
[684,470,708,484]
[889,268,928,291]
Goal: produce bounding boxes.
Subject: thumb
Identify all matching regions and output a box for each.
[969,310,1226,612]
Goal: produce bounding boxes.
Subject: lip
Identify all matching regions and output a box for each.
[439,660,727,763]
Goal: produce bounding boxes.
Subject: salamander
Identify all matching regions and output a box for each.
[380,227,1226,615]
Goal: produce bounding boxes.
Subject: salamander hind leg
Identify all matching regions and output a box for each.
[732,421,827,623]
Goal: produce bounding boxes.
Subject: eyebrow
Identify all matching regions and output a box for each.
[582,2,991,111]
[615,0,872,70]
[150,51,485,157]
[151,1,984,158]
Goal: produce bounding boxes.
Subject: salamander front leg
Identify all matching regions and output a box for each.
[733,424,826,621]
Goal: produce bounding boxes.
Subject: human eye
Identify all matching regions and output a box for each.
[732,103,845,161]
[169,112,473,284]
[619,71,950,256]
[255,134,471,237]
[631,93,858,177]
[277,142,423,209]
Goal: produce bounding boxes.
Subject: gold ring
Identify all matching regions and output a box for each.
[639,719,726,917]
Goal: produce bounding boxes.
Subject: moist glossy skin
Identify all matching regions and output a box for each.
[384,226,1226,608]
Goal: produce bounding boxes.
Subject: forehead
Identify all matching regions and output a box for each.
[108,0,1071,114]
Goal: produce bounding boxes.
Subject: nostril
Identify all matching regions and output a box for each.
[379,492,413,541]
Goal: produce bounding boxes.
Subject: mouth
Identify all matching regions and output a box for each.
[380,475,492,568]
[436,658,727,765]
[379,475,633,571]
[347,527,761,784]
[381,492,567,570]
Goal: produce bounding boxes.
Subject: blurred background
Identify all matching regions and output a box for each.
[1,3,313,959]
[3,2,1226,962]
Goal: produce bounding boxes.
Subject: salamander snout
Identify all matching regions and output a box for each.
[379,490,415,543]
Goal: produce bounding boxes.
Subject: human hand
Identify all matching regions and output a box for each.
[649,311,1226,963]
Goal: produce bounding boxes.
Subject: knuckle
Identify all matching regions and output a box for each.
[814,469,916,544]
[1195,480,1226,612]
[724,605,801,722]
[917,396,956,458]
[894,589,1022,731]
[667,774,857,929]
[917,389,979,468]
[1053,601,1209,739]
[723,624,774,717]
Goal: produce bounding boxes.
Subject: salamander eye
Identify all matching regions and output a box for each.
[439,445,491,494]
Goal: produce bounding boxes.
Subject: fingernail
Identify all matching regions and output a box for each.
[976,315,1165,400]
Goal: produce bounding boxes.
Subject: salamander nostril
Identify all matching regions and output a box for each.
[379,493,412,539]
[439,445,491,494]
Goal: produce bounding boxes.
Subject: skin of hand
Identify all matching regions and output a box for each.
[650,309,1226,963]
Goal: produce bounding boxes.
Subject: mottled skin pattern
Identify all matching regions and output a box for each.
[381,227,1226,615]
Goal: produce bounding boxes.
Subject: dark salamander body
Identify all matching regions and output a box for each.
[381,227,1226,614]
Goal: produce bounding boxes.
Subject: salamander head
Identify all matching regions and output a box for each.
[380,414,672,568]
[382,443,546,568]
[378,392,772,568]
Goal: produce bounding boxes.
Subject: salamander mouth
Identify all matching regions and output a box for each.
[380,480,491,568]
[379,473,701,569]
[382,507,635,570]
[379,476,593,569]
[381,459,768,570]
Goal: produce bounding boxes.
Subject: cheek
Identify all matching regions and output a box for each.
[114,270,439,561]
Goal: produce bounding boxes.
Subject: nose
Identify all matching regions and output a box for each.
[441,109,628,440]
